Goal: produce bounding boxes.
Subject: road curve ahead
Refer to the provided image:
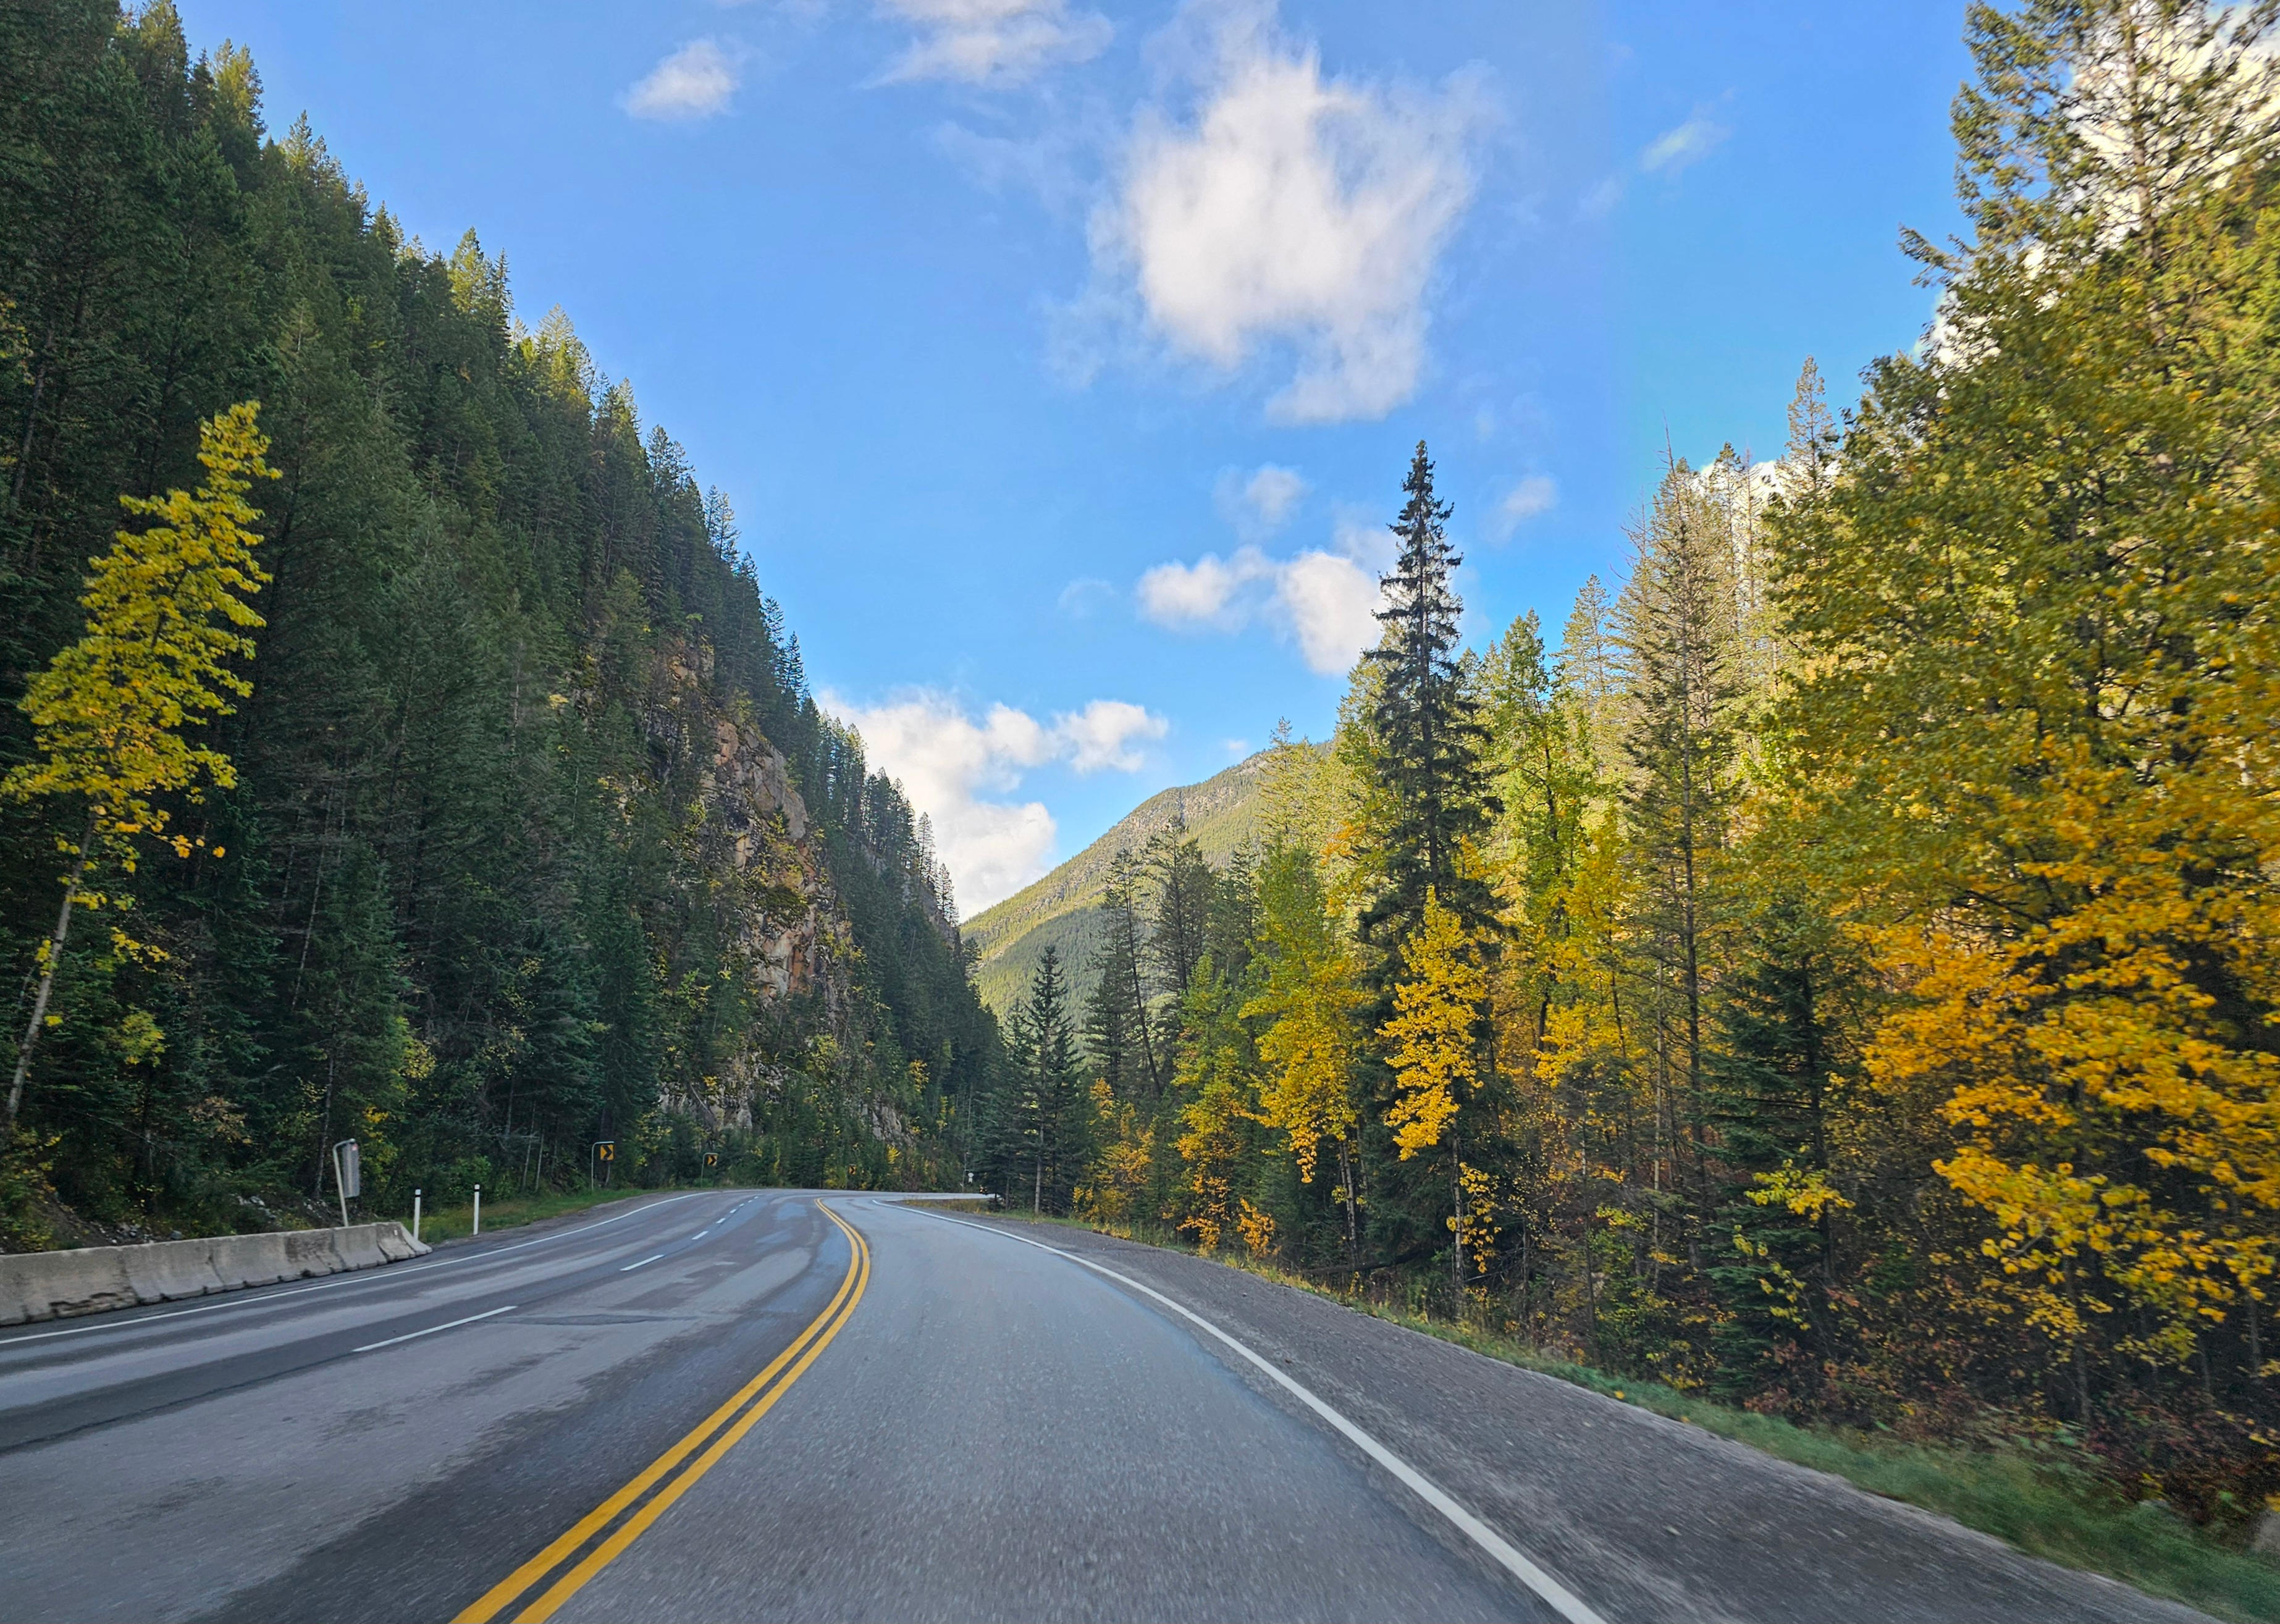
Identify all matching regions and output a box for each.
[0,1192,2215,1623]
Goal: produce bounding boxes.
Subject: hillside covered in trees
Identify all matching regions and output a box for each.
[0,2,998,1242]
[965,4,2280,1519]
[962,746,1294,1015]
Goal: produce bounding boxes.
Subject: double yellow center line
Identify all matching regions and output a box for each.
[455,1201,871,1624]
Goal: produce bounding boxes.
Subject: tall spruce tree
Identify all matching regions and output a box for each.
[1360,443,1499,961]
[1618,457,1743,1235]
[1143,815,1214,1055]
[1085,848,1159,1100]
[1009,946,1083,1214]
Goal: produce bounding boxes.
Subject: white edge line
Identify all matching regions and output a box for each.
[619,1254,667,1273]
[351,1303,517,1353]
[0,1190,722,1347]
[919,1210,1607,1624]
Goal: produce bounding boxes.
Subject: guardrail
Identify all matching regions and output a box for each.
[0,1221,429,1327]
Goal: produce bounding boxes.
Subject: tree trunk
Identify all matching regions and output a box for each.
[7,816,96,1132]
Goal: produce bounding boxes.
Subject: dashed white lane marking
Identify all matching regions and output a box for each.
[353,1303,516,1353]
[916,1207,1607,1624]
[619,1254,667,1273]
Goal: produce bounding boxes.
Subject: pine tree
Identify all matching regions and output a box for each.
[1086,848,1160,1098]
[1361,443,1499,961]
[1009,946,1083,1213]
[1617,458,1743,1229]
[1703,894,1857,1400]
[1143,815,1213,1052]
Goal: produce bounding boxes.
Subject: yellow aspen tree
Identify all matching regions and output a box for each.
[4,402,276,1128]
[1381,888,1489,1158]
[1251,948,1363,1180]
[1247,843,1363,1180]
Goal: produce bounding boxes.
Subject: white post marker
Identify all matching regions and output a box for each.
[472,1183,482,1237]
[411,1188,423,1243]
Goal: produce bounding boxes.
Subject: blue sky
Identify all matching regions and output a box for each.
[186,0,1970,915]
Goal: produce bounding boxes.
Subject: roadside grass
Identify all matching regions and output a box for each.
[410,1184,705,1245]
[1004,1210,2280,1624]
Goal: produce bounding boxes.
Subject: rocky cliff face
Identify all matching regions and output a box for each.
[639,646,863,1133]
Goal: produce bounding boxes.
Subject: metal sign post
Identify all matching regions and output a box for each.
[593,1140,615,1189]
[330,1139,360,1228]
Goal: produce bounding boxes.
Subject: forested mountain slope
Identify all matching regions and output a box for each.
[0,2,998,1242]
[964,746,1292,1014]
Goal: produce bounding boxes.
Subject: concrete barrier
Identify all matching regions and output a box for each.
[0,1221,431,1328]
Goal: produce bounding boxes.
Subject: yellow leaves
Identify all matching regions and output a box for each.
[1247,885,1363,1182]
[4,402,274,887]
[1381,888,1487,1158]
[115,1008,165,1068]
[1080,1078,1156,1226]
[1452,1161,1499,1277]
[1748,1163,1854,1221]
[1236,1198,1277,1257]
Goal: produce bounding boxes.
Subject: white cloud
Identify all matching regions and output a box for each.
[1059,698,1169,772]
[821,689,1166,911]
[1136,545,1275,628]
[878,0,1112,85]
[625,40,741,120]
[1096,1,1489,424]
[1214,463,1308,536]
[1276,549,1382,673]
[1138,521,1388,676]
[1639,112,1728,175]
[1489,473,1557,540]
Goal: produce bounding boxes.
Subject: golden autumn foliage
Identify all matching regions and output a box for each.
[1381,889,1488,1159]
[1246,846,1362,1183]
[8,400,274,860]
[6,402,274,1124]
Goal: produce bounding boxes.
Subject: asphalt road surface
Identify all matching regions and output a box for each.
[0,1190,2218,1623]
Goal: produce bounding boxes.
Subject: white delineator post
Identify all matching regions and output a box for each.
[472,1184,482,1238]
[412,1188,423,1243]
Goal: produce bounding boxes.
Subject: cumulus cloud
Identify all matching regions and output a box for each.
[1138,516,1388,676]
[1488,473,1557,540]
[822,689,1166,911]
[1136,545,1276,628]
[1276,549,1382,673]
[878,0,1112,85]
[1095,1,1489,423]
[1059,698,1167,772]
[625,40,741,120]
[1214,463,1308,536]
[1639,112,1728,175]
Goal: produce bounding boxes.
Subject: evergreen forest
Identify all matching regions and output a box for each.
[9,0,2280,1529]
[0,1,998,1242]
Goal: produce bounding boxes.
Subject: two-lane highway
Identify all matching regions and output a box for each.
[0,1193,2219,1622]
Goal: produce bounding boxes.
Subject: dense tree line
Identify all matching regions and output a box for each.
[0,2,996,1239]
[974,1,2280,1518]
